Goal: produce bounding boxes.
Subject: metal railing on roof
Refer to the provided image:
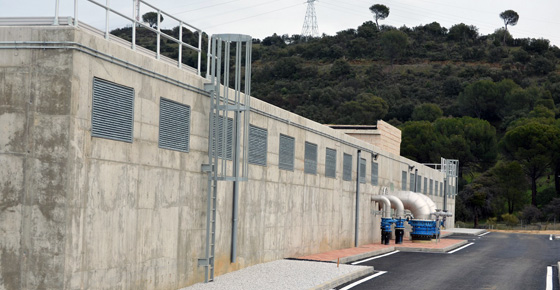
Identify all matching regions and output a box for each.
[49,0,203,75]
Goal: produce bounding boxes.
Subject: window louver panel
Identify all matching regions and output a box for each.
[429,179,434,195]
[304,142,318,174]
[279,134,295,171]
[91,78,134,143]
[435,181,439,196]
[424,177,428,194]
[371,162,379,185]
[359,158,366,183]
[417,175,422,193]
[440,183,443,197]
[248,125,267,166]
[402,171,408,190]
[410,173,415,191]
[212,115,233,160]
[343,153,352,181]
[325,148,337,178]
[158,98,190,152]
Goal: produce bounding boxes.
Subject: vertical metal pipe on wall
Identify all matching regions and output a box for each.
[231,111,240,263]
[443,178,448,211]
[231,41,243,263]
[355,150,361,247]
[414,168,418,192]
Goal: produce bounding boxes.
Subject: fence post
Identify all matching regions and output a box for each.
[132,0,136,50]
[178,23,183,68]
[54,0,60,25]
[74,0,79,26]
[105,0,110,40]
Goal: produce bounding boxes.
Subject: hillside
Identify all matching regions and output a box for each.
[112,20,560,226]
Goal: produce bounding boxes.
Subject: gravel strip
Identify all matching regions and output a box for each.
[181,259,373,290]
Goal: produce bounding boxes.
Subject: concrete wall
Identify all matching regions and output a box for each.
[329,121,402,156]
[0,25,455,289]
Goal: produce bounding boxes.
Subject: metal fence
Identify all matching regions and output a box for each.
[50,0,203,75]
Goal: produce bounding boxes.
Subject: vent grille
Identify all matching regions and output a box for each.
[371,162,379,185]
[343,153,352,181]
[91,78,134,143]
[248,125,267,166]
[435,180,439,196]
[417,175,422,193]
[279,134,295,171]
[212,115,233,160]
[158,98,190,152]
[402,171,408,190]
[325,148,337,178]
[410,173,415,191]
[304,142,318,174]
[424,177,428,194]
[359,158,366,183]
[429,179,433,195]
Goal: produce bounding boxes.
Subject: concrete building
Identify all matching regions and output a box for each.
[0,17,456,290]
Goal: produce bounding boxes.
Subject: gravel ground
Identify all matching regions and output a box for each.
[181,259,372,290]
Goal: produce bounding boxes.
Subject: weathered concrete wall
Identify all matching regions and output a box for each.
[0,27,75,289]
[0,25,455,290]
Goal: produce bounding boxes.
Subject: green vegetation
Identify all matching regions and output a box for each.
[111,11,560,228]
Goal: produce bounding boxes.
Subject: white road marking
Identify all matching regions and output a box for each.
[448,243,474,254]
[546,266,553,290]
[549,235,553,241]
[351,251,400,265]
[478,232,490,237]
[339,271,388,290]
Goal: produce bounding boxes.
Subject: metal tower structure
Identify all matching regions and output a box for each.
[301,0,319,38]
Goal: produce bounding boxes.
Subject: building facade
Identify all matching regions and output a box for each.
[0,24,455,289]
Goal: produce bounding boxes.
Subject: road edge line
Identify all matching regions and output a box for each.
[546,266,553,290]
[351,251,400,265]
[447,242,474,254]
[339,271,387,290]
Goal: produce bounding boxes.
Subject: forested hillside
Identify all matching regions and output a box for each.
[112,17,560,227]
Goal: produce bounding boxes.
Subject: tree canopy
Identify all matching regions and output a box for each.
[500,10,519,32]
[369,4,390,28]
[500,122,560,206]
[499,10,519,43]
[142,12,164,28]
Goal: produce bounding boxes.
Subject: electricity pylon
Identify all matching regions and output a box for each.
[301,0,319,38]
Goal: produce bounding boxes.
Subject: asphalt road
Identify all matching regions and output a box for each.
[336,232,560,290]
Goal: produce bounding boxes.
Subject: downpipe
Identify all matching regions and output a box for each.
[371,195,391,245]
[355,150,361,247]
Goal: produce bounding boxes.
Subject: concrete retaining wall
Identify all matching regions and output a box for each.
[0,25,455,289]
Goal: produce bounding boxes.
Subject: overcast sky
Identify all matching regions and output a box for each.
[2,0,559,46]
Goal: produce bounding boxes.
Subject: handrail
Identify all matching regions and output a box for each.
[51,0,203,75]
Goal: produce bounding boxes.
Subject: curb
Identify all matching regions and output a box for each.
[329,247,396,264]
[396,239,469,253]
[312,266,375,290]
[447,229,487,236]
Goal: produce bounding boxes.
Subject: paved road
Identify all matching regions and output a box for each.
[336,232,560,290]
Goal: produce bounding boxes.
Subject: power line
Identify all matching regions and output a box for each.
[186,0,281,23]
[172,0,242,16]
[203,2,302,30]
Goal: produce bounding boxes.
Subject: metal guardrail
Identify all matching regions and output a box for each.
[48,0,203,75]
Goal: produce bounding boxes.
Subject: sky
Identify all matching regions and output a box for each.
[2,0,559,46]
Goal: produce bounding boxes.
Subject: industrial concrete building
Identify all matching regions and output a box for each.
[0,3,456,289]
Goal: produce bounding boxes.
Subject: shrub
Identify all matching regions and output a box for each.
[501,213,519,227]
